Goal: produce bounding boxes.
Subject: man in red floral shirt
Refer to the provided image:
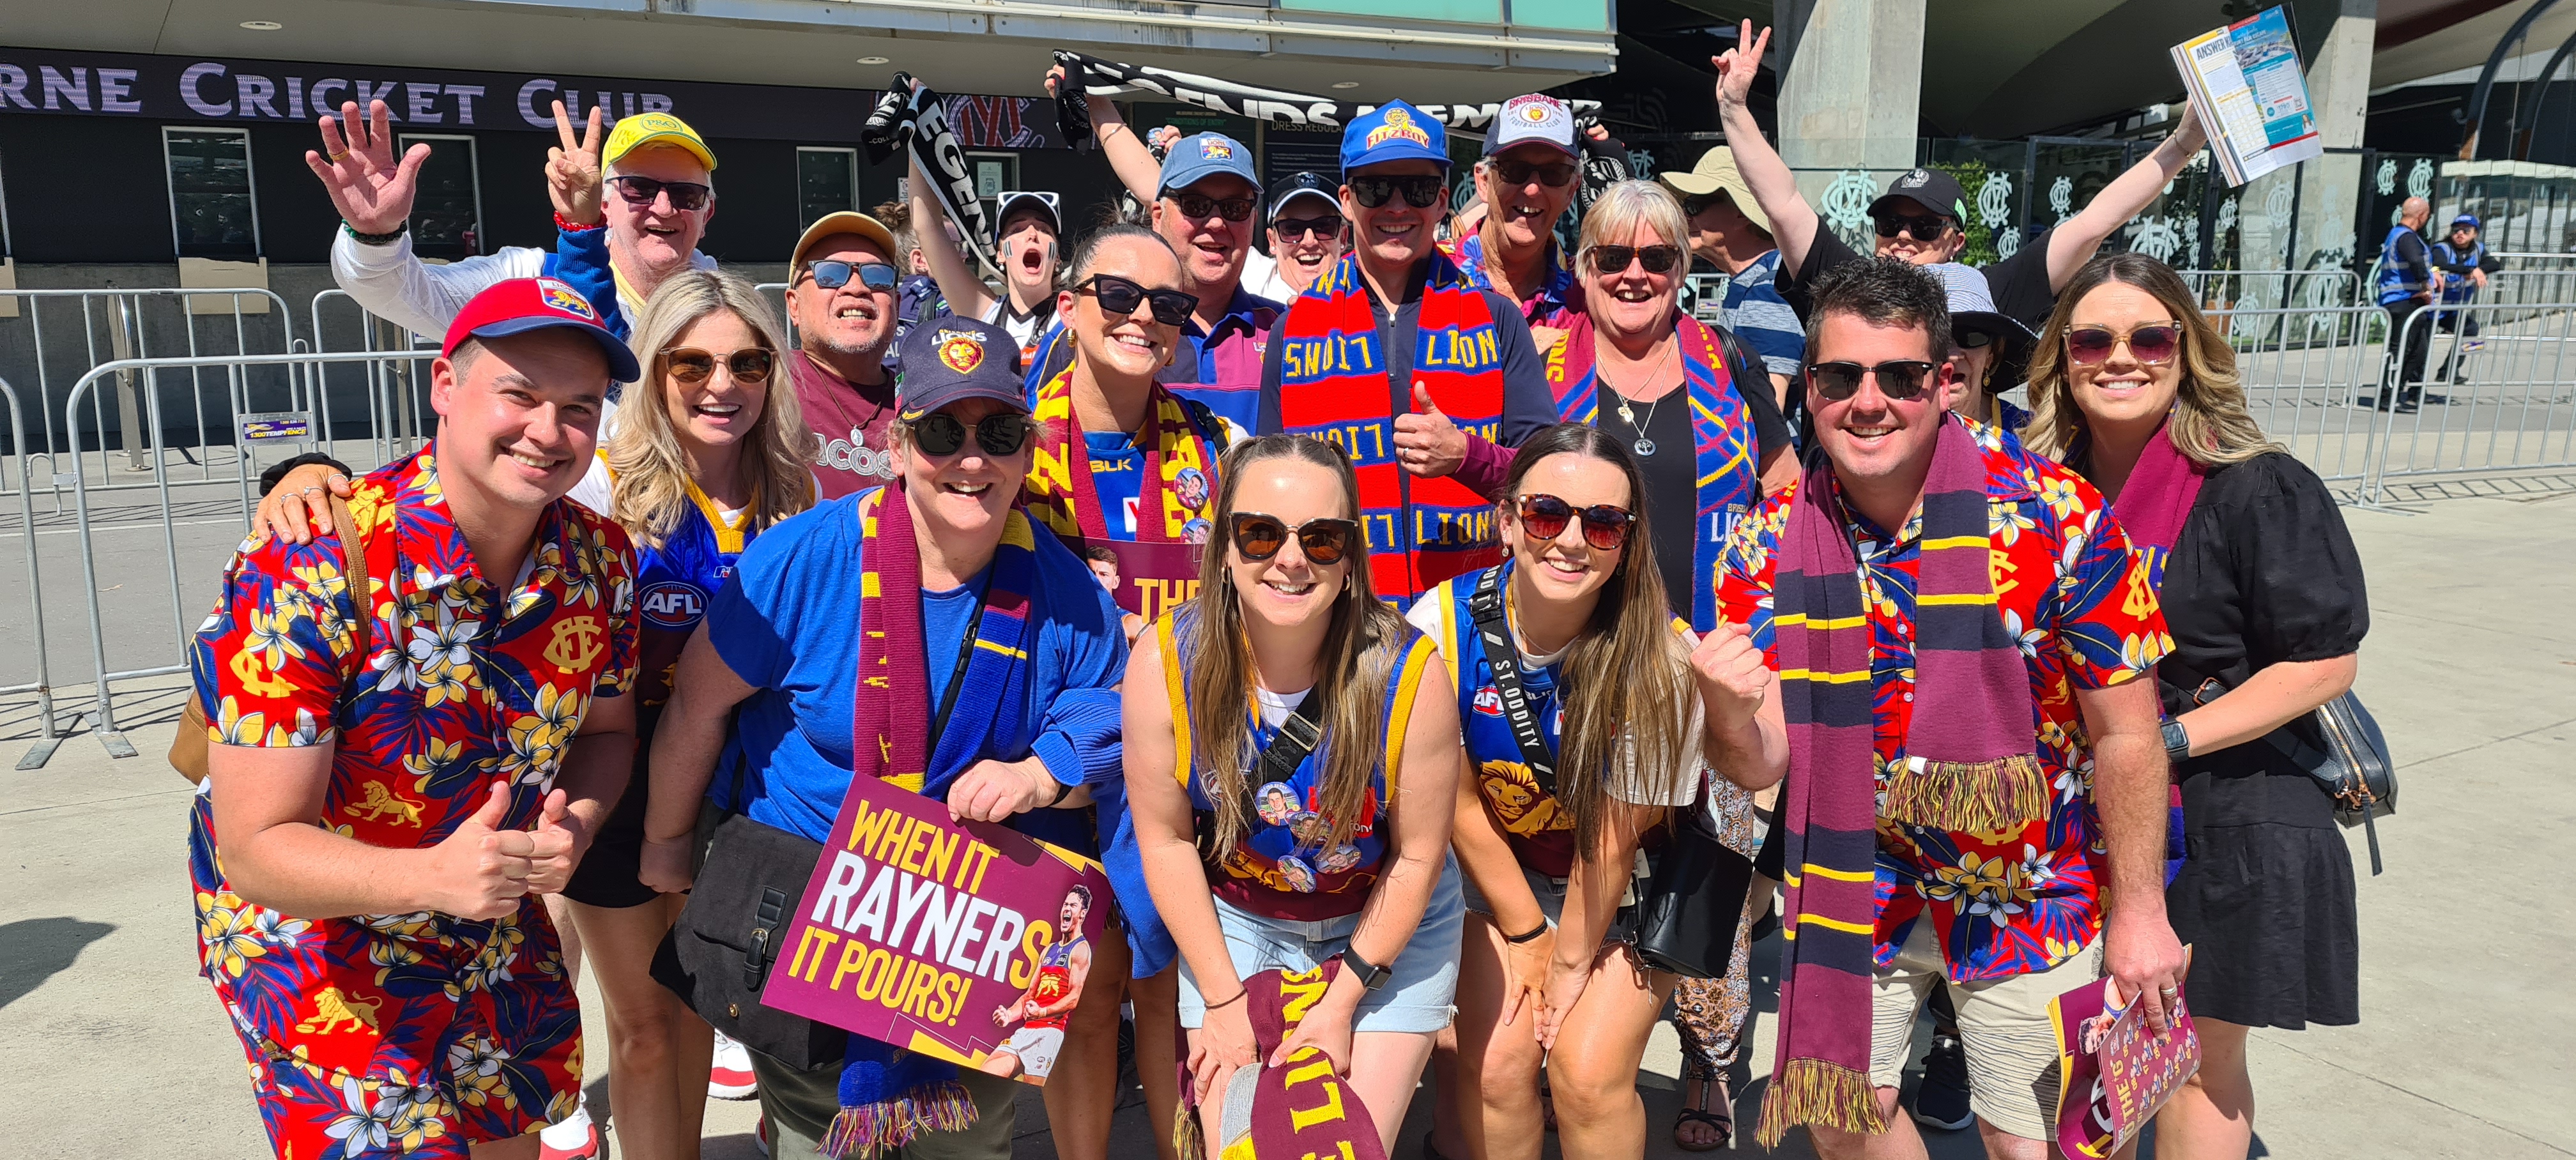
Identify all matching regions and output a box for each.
[188,278,643,1160]
[1692,258,2182,1157]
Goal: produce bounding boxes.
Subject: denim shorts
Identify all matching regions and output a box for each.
[1176,853,1466,1035]
[1459,853,1650,942]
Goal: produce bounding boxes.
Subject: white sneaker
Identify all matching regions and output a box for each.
[539,1103,602,1160]
[710,1030,758,1100]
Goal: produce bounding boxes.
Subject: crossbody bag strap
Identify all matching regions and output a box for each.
[1193,686,1328,866]
[1468,566,1560,798]
[330,495,374,671]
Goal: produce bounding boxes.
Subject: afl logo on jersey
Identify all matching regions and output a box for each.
[640,581,710,629]
[1472,685,1504,717]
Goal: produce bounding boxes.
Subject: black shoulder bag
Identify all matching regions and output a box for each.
[652,588,994,1071]
[2188,676,2396,875]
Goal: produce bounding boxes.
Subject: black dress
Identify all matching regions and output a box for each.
[2154,452,2367,1030]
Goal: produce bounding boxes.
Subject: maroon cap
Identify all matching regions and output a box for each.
[441,277,641,382]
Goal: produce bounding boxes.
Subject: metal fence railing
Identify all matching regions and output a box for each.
[2375,300,2576,494]
[0,375,62,767]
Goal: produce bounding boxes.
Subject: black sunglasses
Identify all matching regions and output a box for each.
[1349,174,1447,210]
[663,346,774,385]
[608,175,712,212]
[1229,512,1358,566]
[1680,192,1727,218]
[1274,215,1344,241]
[1080,273,1198,328]
[908,411,1035,458]
[1873,212,1952,241]
[1590,244,1683,276]
[1489,157,1577,188]
[804,259,898,293]
[1514,494,1634,551]
[1171,192,1257,222]
[1805,360,1939,402]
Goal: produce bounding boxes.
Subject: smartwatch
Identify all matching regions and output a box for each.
[2160,719,2192,765]
[1336,947,1392,991]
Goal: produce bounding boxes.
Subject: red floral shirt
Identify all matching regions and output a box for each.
[1717,420,2172,980]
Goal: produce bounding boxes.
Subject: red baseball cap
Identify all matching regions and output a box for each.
[441,277,641,382]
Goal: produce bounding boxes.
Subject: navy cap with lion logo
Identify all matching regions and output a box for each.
[896,317,1029,420]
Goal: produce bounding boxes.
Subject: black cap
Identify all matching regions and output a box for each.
[896,318,1029,420]
[1268,171,1338,219]
[1869,168,1970,224]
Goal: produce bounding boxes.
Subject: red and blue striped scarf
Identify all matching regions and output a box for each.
[1275,251,1505,602]
[1543,312,1760,632]
[1759,413,2043,1147]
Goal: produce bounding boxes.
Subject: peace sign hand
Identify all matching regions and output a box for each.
[548,101,608,227]
[1711,20,1772,115]
[305,100,428,236]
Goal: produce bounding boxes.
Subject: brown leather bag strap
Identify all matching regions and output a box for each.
[329,494,374,677]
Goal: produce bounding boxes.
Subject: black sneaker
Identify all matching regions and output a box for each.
[1911,1034,1974,1131]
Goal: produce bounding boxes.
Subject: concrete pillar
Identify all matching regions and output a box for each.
[1771,0,1926,253]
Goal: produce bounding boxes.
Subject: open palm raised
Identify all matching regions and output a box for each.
[303,98,429,236]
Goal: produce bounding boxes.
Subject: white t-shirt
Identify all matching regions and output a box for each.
[562,456,746,526]
[1403,591,1706,809]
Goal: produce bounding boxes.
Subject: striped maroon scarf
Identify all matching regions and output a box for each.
[1759,413,2043,1145]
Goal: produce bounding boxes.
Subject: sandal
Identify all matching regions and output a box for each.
[1673,1057,1733,1152]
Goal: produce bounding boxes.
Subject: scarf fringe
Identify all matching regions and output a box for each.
[1880,753,2050,832]
[1754,1058,1889,1149]
[820,1081,979,1159]
[1174,1098,1204,1160]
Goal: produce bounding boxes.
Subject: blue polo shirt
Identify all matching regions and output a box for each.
[704,488,1129,853]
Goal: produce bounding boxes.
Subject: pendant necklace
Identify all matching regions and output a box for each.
[1598,337,1680,457]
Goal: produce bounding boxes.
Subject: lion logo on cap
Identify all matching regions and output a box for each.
[1200,137,1234,160]
[935,330,986,374]
[1366,107,1432,149]
[536,278,597,321]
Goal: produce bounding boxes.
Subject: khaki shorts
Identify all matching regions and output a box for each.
[1868,920,2101,1141]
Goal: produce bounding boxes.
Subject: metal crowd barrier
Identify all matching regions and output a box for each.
[2177,269,2361,312]
[309,289,440,472]
[2374,300,2576,498]
[0,375,62,767]
[2205,305,2395,492]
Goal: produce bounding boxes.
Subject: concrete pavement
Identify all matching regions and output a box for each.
[3,486,2569,1159]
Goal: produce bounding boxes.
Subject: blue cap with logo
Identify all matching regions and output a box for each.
[1159,133,1261,197]
[1342,100,1450,173]
[896,317,1029,420]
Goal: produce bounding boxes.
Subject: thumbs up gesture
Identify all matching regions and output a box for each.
[523,788,588,896]
[1393,381,1469,479]
[427,781,534,920]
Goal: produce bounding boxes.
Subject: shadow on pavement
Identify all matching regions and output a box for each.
[0,915,117,1011]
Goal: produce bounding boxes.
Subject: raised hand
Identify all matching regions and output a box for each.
[305,99,428,236]
[425,781,533,920]
[1712,21,1772,114]
[1689,618,1770,728]
[523,788,586,894]
[1393,382,1469,478]
[547,101,606,227]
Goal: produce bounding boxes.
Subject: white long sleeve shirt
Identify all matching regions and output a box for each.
[327,228,717,342]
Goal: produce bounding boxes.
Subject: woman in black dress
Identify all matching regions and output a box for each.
[2022,251,2367,1160]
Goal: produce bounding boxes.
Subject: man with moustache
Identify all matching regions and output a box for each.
[1257,100,1551,604]
[781,212,908,498]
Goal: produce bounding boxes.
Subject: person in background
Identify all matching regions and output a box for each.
[1045,65,1285,429]
[638,318,1127,1160]
[1244,172,1346,304]
[2375,195,2442,413]
[1428,424,1721,1160]
[1662,147,1802,416]
[1448,94,1584,326]
[777,212,906,498]
[1259,101,1552,605]
[1701,257,2183,1160]
[873,199,953,378]
[1710,21,2207,335]
[2431,212,2499,388]
[1123,434,1465,1156]
[190,278,642,1160]
[2021,252,2366,1160]
[1924,263,2038,438]
[315,100,719,346]
[910,143,1066,365]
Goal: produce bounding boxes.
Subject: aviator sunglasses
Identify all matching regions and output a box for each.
[663,347,774,385]
[1229,512,1358,566]
[908,411,1036,458]
[608,175,712,212]
[2065,323,2181,367]
[1806,360,1938,402]
[1514,493,1634,551]
[804,259,899,293]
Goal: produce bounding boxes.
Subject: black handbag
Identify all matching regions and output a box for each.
[651,810,848,1071]
[2188,678,2396,875]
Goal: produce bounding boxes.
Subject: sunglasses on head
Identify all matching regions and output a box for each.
[1274,215,1344,241]
[1873,212,1951,241]
[1080,273,1198,328]
[1514,493,1634,551]
[1170,192,1257,222]
[804,259,898,293]
[1590,244,1683,276]
[1805,360,1939,402]
[2066,323,2181,366]
[664,347,773,385]
[1349,174,1448,210]
[1490,157,1577,188]
[1229,512,1358,566]
[908,411,1035,458]
[608,175,712,212]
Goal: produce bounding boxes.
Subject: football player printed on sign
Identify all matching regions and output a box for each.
[980,885,1097,1081]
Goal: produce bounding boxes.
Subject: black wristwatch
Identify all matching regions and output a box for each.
[1337,947,1392,991]
[2161,719,2192,765]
